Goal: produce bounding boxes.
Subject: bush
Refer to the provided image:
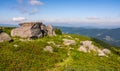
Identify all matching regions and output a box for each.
[54,28,62,35]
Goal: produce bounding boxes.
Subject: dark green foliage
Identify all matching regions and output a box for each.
[54,28,62,35]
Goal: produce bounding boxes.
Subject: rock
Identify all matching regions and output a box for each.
[11,22,55,38]
[79,40,97,52]
[47,25,56,36]
[78,46,87,53]
[102,49,111,54]
[0,32,11,42]
[44,46,53,53]
[63,39,76,46]
[80,40,92,47]
[13,44,18,47]
[97,49,106,57]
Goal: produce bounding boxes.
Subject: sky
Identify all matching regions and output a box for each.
[0,0,120,28]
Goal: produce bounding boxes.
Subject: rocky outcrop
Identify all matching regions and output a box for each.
[0,29,11,42]
[78,40,111,57]
[11,22,55,38]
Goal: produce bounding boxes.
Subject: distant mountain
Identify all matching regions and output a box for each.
[0,24,18,27]
[54,26,120,47]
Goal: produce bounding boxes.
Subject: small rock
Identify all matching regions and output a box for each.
[97,49,106,57]
[0,32,11,42]
[102,49,111,54]
[63,39,76,46]
[13,44,18,47]
[44,46,53,53]
[78,46,87,53]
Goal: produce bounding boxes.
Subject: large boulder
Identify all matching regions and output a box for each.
[11,22,55,38]
[0,29,11,42]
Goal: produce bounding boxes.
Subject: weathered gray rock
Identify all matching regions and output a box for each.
[11,22,55,38]
[97,49,106,57]
[102,49,111,54]
[63,39,76,46]
[44,46,53,53]
[0,32,11,42]
[47,25,56,36]
[78,46,87,53]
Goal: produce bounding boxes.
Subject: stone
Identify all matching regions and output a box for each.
[13,44,18,47]
[63,39,76,46]
[44,46,53,53]
[97,49,106,57]
[0,32,11,42]
[79,40,97,52]
[78,46,87,53]
[102,49,111,54]
[47,25,55,36]
[11,22,55,38]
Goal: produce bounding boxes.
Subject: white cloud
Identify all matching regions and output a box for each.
[30,0,44,6]
[15,0,44,15]
[12,17,26,22]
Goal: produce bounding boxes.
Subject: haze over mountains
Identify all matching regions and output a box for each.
[54,26,120,47]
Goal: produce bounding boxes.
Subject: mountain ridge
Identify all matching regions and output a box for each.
[54,26,120,47]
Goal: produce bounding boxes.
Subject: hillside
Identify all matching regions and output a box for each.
[55,26,120,47]
[0,27,120,71]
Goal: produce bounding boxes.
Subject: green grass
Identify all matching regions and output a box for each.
[0,27,120,71]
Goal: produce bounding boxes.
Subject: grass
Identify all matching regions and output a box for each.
[0,27,120,71]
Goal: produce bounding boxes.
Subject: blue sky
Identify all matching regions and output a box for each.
[0,0,120,28]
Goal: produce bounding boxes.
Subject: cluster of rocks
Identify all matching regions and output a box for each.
[0,22,55,43]
[0,29,11,42]
[61,35,111,57]
[78,40,111,57]
[11,22,55,38]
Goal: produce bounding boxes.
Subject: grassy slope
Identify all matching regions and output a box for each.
[0,27,120,71]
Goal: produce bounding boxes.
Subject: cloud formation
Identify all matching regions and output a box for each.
[12,17,26,22]
[30,0,44,6]
[15,0,44,15]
